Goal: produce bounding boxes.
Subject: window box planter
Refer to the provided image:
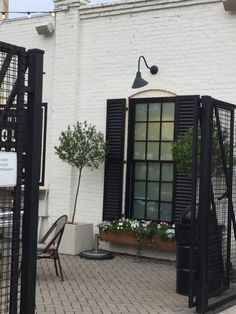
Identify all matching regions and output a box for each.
[99,230,176,251]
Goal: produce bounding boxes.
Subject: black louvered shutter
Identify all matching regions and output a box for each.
[173,96,200,223]
[103,99,126,220]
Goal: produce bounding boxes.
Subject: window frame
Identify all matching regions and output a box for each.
[125,97,177,222]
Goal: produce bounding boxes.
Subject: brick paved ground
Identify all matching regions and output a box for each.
[36,254,195,314]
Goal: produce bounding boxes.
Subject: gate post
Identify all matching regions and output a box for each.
[196,96,213,313]
[20,49,44,314]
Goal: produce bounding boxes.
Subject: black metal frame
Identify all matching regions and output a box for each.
[0,41,44,314]
[0,41,26,314]
[20,49,44,314]
[196,96,213,312]
[188,97,200,308]
[173,95,236,313]
[40,103,47,186]
[191,96,236,313]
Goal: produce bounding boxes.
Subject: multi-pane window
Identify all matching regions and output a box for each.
[131,101,175,222]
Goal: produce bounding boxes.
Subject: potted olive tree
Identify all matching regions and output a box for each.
[55,121,106,255]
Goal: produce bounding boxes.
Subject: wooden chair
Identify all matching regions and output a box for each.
[37,215,68,281]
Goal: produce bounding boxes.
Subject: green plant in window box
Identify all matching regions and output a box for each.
[98,218,175,256]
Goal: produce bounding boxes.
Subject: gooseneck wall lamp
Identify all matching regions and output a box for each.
[132,56,158,89]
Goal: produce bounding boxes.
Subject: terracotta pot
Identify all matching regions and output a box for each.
[99,230,176,250]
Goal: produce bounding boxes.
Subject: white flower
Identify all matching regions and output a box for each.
[131,221,140,230]
[167,233,175,239]
[166,229,175,235]
[98,221,112,230]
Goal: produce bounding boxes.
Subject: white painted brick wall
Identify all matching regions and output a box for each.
[1,0,236,227]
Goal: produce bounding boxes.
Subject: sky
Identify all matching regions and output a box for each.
[8,0,112,19]
[8,0,110,14]
[9,0,54,12]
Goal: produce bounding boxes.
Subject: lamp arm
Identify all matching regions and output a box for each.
[138,55,151,72]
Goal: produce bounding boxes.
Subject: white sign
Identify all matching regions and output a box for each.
[0,152,17,187]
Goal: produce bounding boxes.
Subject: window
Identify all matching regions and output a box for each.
[128,99,175,222]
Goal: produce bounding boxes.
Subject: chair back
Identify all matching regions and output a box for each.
[41,215,68,252]
[53,215,68,248]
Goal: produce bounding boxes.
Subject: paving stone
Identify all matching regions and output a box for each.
[36,254,195,314]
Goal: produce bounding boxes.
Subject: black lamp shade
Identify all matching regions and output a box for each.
[150,65,158,75]
[132,71,148,89]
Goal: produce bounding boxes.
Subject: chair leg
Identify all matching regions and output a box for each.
[53,253,59,277]
[56,252,64,281]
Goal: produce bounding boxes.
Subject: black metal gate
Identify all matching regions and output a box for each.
[0,41,44,313]
[184,96,236,313]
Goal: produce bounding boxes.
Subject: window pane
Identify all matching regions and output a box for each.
[131,100,175,222]
[147,182,159,200]
[162,163,173,181]
[160,143,172,160]
[148,123,160,140]
[135,123,146,140]
[133,200,145,219]
[147,142,159,160]
[161,123,174,141]
[134,181,146,199]
[135,162,147,180]
[149,103,161,121]
[135,104,147,121]
[160,183,173,201]
[147,201,159,220]
[134,142,146,160]
[162,103,175,121]
[148,162,160,181]
[159,202,172,221]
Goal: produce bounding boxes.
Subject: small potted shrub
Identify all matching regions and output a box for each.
[55,121,106,254]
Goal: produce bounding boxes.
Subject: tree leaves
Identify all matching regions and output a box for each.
[172,124,235,177]
[55,121,106,170]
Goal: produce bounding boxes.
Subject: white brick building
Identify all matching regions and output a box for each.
[1,0,236,237]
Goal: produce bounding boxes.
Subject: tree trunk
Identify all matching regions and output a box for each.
[71,168,82,224]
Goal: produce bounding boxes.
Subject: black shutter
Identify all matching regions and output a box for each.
[103,99,126,220]
[173,96,200,223]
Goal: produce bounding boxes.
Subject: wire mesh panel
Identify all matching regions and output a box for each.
[0,42,44,314]
[197,97,236,313]
[207,104,235,308]
[0,43,26,313]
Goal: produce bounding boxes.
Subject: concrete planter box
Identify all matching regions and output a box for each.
[59,222,93,255]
